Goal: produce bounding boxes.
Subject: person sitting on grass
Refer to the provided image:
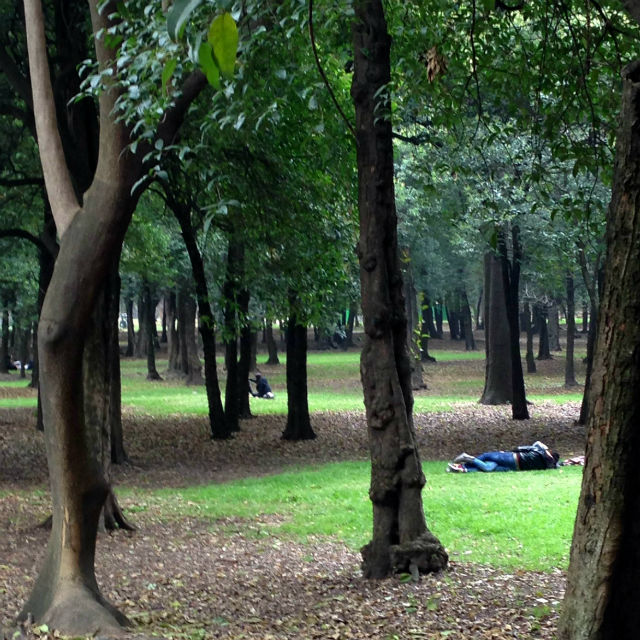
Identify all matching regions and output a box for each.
[249,372,275,399]
[447,441,560,473]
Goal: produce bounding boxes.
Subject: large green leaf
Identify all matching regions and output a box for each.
[207,13,238,79]
[198,42,221,90]
[167,0,203,41]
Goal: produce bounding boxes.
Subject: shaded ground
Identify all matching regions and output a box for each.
[0,400,585,639]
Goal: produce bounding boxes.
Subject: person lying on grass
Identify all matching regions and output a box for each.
[447,441,560,473]
[249,372,275,399]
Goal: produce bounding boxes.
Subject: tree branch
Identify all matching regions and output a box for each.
[0,227,57,258]
[23,0,80,237]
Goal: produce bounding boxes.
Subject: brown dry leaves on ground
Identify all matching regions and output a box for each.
[0,401,584,639]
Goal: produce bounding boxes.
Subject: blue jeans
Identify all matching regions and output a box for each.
[466,451,517,472]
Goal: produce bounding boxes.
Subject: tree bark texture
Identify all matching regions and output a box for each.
[351,0,447,580]
[480,251,512,404]
[558,57,640,640]
[282,310,315,441]
[402,255,424,390]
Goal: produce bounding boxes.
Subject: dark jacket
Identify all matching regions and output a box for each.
[514,444,558,471]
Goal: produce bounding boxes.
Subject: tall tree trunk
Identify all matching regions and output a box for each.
[548,302,562,351]
[460,289,476,351]
[265,322,280,365]
[181,293,203,385]
[166,291,180,373]
[420,292,436,363]
[434,304,443,339]
[559,57,640,640]
[237,290,253,419]
[173,202,228,439]
[564,273,578,388]
[282,307,315,441]
[536,304,552,360]
[0,301,9,374]
[498,226,528,420]
[142,280,161,381]
[124,296,135,357]
[475,289,484,331]
[351,0,447,580]
[223,238,244,433]
[480,251,512,404]
[523,301,536,374]
[581,302,588,333]
[402,253,424,390]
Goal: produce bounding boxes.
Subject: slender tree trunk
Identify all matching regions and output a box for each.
[402,253,424,390]
[559,57,640,640]
[352,0,447,580]
[143,281,161,381]
[173,203,228,439]
[182,293,203,385]
[223,238,243,433]
[523,301,536,374]
[124,296,134,357]
[166,291,180,373]
[237,290,253,419]
[536,305,552,360]
[475,289,484,331]
[498,226,528,420]
[420,292,436,363]
[0,302,9,374]
[480,251,512,404]
[460,289,476,351]
[565,273,578,388]
[265,322,280,365]
[581,302,588,333]
[434,304,443,339]
[282,307,314,441]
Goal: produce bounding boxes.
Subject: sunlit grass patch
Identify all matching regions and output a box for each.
[118,460,581,571]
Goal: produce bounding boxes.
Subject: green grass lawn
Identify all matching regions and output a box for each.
[0,347,585,414]
[117,460,582,572]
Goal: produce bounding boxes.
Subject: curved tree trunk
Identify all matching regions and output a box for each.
[282,308,315,440]
[172,201,228,439]
[352,0,447,580]
[559,57,640,640]
[480,251,512,404]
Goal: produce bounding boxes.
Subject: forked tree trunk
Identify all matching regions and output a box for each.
[480,251,512,404]
[559,57,640,640]
[352,0,447,580]
[282,307,315,441]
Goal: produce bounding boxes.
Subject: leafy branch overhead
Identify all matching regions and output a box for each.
[167,1,239,90]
